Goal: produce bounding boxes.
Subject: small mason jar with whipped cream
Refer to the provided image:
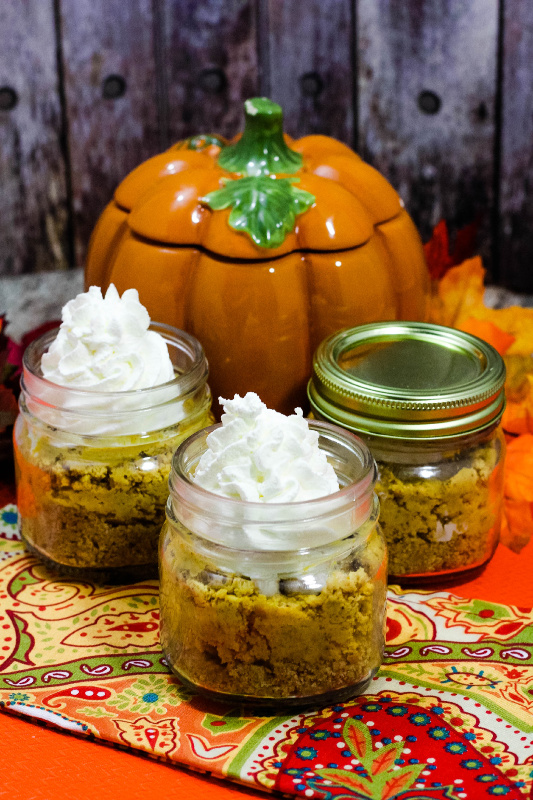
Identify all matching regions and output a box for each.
[14,286,213,582]
[159,394,387,708]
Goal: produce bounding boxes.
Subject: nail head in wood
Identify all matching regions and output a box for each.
[198,68,227,94]
[102,75,127,100]
[299,71,324,98]
[0,86,18,111]
[418,90,441,115]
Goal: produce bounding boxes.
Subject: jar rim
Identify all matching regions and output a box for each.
[23,321,208,401]
[309,322,506,440]
[170,418,376,512]
[20,322,210,437]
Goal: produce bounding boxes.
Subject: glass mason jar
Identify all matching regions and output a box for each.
[14,323,213,583]
[159,420,387,708]
[309,322,506,585]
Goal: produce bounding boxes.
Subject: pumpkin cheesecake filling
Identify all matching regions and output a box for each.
[15,423,202,574]
[376,441,503,578]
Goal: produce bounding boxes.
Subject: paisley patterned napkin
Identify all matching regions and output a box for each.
[0,503,531,798]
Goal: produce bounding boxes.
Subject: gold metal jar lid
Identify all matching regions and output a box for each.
[308,322,506,439]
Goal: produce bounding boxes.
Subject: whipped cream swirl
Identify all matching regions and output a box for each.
[41,284,174,390]
[194,392,340,502]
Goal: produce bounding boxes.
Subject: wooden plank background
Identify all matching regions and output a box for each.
[0,0,532,290]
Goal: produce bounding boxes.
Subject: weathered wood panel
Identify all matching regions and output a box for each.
[59,0,160,266]
[357,0,499,271]
[267,0,354,143]
[0,1,69,276]
[163,0,259,142]
[498,1,533,292]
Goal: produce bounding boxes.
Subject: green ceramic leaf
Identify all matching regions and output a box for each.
[201,176,315,249]
[175,134,226,152]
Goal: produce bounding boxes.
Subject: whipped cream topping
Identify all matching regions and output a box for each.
[41,284,174,390]
[194,392,340,502]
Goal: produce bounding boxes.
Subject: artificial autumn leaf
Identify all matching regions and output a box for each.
[424,219,453,280]
[500,498,533,553]
[503,375,533,435]
[503,435,533,504]
[200,176,315,249]
[0,385,17,414]
[429,256,486,329]
[0,385,18,434]
[476,305,533,358]
[452,216,481,265]
[459,317,515,356]
[424,219,480,280]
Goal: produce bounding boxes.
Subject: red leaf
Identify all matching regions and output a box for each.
[424,220,453,280]
[371,745,398,775]
[0,385,17,414]
[451,216,481,265]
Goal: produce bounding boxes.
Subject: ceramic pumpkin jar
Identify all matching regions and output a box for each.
[86,97,429,415]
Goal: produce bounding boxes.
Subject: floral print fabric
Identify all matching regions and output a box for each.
[0,504,531,798]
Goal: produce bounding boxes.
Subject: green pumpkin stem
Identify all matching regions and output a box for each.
[218,97,303,176]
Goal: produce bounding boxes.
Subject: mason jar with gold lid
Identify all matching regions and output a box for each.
[308,322,506,584]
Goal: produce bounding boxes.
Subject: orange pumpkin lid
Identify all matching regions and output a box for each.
[114,98,404,260]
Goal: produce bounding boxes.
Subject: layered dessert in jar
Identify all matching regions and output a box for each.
[308,322,506,584]
[159,392,387,707]
[14,285,213,582]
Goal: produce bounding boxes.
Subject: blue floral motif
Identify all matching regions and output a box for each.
[361,703,382,712]
[432,706,444,715]
[476,774,498,783]
[487,787,511,796]
[285,768,307,777]
[385,705,408,717]
[444,742,467,755]
[490,756,503,765]
[463,732,476,740]
[408,712,431,726]
[309,730,331,741]
[460,759,483,770]
[428,726,450,740]
[9,692,30,702]
[295,747,318,761]
[142,692,158,703]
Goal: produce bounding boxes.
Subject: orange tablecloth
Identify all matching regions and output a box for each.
[2,479,532,800]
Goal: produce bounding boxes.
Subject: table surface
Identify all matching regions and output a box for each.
[2,481,533,800]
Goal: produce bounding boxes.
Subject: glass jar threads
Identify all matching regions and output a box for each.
[14,324,213,582]
[159,420,387,708]
[308,322,506,585]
